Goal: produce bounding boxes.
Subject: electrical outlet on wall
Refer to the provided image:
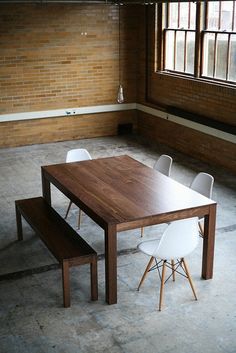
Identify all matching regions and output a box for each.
[65,110,76,115]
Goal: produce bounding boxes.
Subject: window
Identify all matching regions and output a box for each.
[158,1,236,84]
[202,1,236,82]
[164,2,196,75]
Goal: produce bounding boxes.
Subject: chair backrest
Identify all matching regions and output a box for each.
[190,172,214,199]
[153,154,173,177]
[156,217,199,260]
[66,148,92,163]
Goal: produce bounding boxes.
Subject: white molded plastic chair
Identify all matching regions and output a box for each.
[190,172,214,199]
[137,217,199,311]
[190,172,214,236]
[66,148,92,164]
[64,148,92,228]
[141,154,173,237]
[153,154,173,177]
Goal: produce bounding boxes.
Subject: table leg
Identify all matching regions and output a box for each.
[41,168,51,205]
[105,224,117,304]
[202,203,217,279]
[62,260,70,308]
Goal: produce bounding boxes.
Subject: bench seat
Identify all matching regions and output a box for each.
[15,196,98,307]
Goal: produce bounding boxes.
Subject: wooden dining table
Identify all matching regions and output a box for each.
[41,155,217,305]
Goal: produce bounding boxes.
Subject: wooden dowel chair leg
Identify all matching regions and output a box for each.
[159,260,166,311]
[182,259,198,300]
[171,259,175,281]
[141,227,144,237]
[65,200,72,220]
[78,209,82,229]
[198,221,204,237]
[137,256,155,291]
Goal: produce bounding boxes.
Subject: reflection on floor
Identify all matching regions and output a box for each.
[0,135,235,353]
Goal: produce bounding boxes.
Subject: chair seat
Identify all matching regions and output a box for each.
[138,218,199,260]
[138,238,197,260]
[138,239,160,257]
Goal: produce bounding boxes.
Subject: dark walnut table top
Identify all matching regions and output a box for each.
[42,154,216,231]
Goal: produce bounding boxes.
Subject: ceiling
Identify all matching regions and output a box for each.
[0,0,204,4]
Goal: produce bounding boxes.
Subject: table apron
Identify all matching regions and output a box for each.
[117,205,211,232]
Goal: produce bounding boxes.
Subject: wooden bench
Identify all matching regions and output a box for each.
[15,196,98,308]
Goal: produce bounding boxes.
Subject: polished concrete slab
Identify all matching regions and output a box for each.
[0,135,235,353]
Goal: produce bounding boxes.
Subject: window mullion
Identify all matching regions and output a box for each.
[219,1,222,30]
[156,3,163,71]
[194,2,202,78]
[178,2,180,28]
[233,1,235,31]
[205,1,208,30]
[166,2,169,28]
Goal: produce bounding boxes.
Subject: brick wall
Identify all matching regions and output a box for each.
[0,4,138,114]
[137,111,236,174]
[147,73,236,126]
[0,111,137,148]
[0,4,139,147]
[136,7,236,173]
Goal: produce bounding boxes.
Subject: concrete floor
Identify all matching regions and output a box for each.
[0,134,235,353]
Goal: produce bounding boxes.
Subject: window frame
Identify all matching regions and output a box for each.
[156,1,236,86]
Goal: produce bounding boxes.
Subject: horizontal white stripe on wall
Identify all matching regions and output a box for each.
[0,103,136,123]
[0,103,235,144]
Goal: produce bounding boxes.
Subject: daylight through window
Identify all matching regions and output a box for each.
[158,1,236,84]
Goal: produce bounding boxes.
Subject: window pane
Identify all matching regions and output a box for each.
[176,31,185,72]
[234,6,236,31]
[215,33,228,80]
[186,32,195,74]
[221,1,233,31]
[165,31,175,70]
[179,2,189,29]
[228,34,236,81]
[169,3,178,28]
[190,2,196,30]
[202,33,215,77]
[207,1,220,30]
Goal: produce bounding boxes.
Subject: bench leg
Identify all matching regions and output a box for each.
[15,204,23,241]
[62,260,70,308]
[90,257,98,301]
